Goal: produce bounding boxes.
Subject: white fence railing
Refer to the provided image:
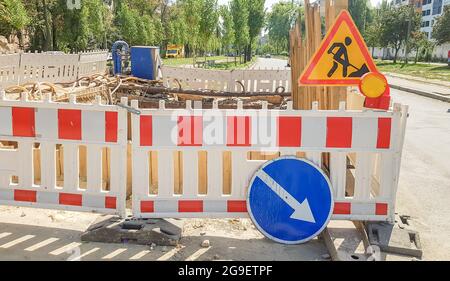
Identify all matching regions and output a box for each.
[130,99,408,222]
[161,65,291,93]
[0,50,109,88]
[0,92,128,217]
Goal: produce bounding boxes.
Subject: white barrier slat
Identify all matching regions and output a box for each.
[133,149,150,197]
[330,152,347,199]
[63,144,79,192]
[207,150,223,198]
[18,141,34,189]
[182,151,198,197]
[354,152,372,200]
[109,147,120,193]
[86,145,102,193]
[40,142,56,190]
[380,152,395,199]
[231,151,248,198]
[157,150,174,198]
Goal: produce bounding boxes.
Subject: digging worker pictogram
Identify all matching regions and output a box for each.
[327,36,369,78]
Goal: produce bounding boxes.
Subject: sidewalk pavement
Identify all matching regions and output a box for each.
[385,73,450,103]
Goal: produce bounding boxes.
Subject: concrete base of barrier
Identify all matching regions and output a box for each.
[366,216,423,259]
[81,215,182,246]
[320,221,373,261]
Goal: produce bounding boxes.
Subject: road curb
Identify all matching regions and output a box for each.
[389,84,450,103]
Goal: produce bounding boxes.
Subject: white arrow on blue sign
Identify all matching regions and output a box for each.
[247,156,334,244]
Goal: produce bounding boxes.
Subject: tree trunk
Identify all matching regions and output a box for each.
[414,48,419,64]
[393,47,400,64]
[18,30,24,49]
[41,0,53,51]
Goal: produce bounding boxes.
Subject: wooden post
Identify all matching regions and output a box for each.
[290,0,350,110]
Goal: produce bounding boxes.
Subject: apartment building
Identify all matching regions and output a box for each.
[393,0,449,39]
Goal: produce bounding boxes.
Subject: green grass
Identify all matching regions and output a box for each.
[207,57,257,70]
[376,60,450,82]
[162,56,227,67]
[162,55,256,70]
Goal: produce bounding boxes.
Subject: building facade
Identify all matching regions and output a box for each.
[393,0,449,39]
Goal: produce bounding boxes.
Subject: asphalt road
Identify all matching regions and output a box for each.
[250,57,290,70]
[390,88,450,260]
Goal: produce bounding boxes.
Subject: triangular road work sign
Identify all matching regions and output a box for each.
[299,10,378,86]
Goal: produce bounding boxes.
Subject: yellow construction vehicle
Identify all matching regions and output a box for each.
[166,44,185,58]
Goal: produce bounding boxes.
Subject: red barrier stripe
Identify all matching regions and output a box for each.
[105,196,117,209]
[333,202,351,215]
[179,200,203,212]
[377,118,391,149]
[105,112,118,143]
[59,193,82,206]
[227,116,251,146]
[141,201,154,213]
[227,200,247,213]
[178,116,203,146]
[14,190,36,203]
[140,115,153,146]
[58,109,82,140]
[12,107,35,137]
[278,116,301,147]
[376,203,388,215]
[326,117,352,148]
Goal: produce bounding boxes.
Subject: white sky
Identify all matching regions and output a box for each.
[218,0,383,10]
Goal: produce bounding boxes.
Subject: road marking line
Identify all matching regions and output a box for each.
[129,250,151,260]
[0,232,12,239]
[102,248,127,259]
[157,246,184,261]
[0,235,35,249]
[68,247,100,261]
[49,242,82,256]
[25,237,59,252]
[185,247,211,261]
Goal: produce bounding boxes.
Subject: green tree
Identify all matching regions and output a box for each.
[245,0,265,62]
[349,0,373,35]
[230,0,249,63]
[181,0,202,59]
[220,5,235,55]
[266,1,297,54]
[378,4,421,63]
[0,0,30,47]
[432,5,450,45]
[199,0,219,54]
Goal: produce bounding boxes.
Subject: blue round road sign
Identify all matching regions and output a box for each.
[247,156,334,244]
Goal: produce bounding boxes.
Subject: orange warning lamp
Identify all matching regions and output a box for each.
[359,72,389,99]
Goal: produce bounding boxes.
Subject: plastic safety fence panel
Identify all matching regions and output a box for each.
[131,100,408,221]
[0,93,128,217]
[18,53,80,85]
[161,66,233,92]
[161,66,291,94]
[78,51,109,77]
[0,53,20,89]
[240,69,291,93]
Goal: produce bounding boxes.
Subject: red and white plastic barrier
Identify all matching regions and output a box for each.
[0,90,408,223]
[0,92,128,217]
[131,100,408,222]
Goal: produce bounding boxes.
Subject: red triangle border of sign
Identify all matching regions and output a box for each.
[298,10,378,86]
